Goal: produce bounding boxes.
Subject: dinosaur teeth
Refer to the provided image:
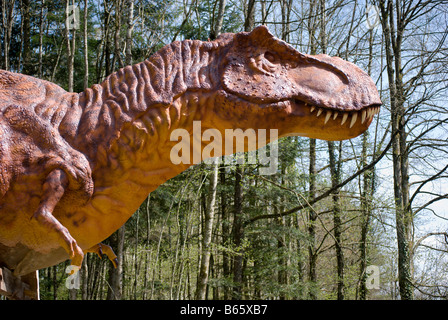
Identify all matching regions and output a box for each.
[312,106,379,127]
[341,113,348,125]
[350,113,358,128]
[324,110,332,124]
[333,112,338,120]
[361,110,367,124]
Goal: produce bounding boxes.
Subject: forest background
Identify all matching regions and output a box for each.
[1,0,448,300]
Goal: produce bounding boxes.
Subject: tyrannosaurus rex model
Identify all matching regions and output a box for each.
[0,26,381,277]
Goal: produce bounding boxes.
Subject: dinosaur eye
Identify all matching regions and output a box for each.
[264,52,277,63]
[248,52,280,75]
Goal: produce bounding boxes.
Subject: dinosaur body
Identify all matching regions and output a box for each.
[0,26,381,276]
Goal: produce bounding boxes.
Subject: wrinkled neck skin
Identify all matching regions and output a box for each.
[68,85,281,248]
[77,91,266,240]
[64,39,281,232]
[67,39,279,200]
[88,90,276,196]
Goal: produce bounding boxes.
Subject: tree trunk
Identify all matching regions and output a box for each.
[358,130,374,300]
[378,0,413,300]
[143,196,151,300]
[103,0,112,78]
[358,27,376,300]
[106,226,125,299]
[65,0,76,92]
[280,0,292,41]
[243,0,255,33]
[52,265,58,300]
[2,0,16,71]
[22,0,32,74]
[132,211,139,299]
[196,160,219,300]
[220,160,231,299]
[308,138,317,299]
[210,0,226,40]
[38,0,45,78]
[81,255,89,299]
[125,0,134,66]
[328,141,345,300]
[83,0,89,89]
[232,164,244,300]
[113,0,124,69]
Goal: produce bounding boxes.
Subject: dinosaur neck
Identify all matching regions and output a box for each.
[82,91,219,235]
[68,39,230,212]
[104,91,219,184]
[71,39,223,164]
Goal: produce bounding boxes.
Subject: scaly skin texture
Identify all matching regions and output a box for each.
[0,26,381,276]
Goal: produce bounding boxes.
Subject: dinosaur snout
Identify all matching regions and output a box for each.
[287,53,382,113]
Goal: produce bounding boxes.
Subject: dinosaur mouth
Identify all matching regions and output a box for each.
[308,104,381,127]
[215,90,380,139]
[261,99,381,128]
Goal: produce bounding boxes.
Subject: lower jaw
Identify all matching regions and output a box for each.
[213,92,380,139]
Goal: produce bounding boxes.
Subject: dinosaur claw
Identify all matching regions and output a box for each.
[70,245,84,269]
[87,243,118,267]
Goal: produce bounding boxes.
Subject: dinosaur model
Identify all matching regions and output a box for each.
[0,26,381,277]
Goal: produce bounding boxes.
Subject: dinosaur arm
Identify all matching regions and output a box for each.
[31,169,84,268]
[3,104,93,197]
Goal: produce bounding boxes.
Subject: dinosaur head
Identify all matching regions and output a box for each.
[216,26,381,141]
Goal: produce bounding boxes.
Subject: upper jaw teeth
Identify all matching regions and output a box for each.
[310,105,380,128]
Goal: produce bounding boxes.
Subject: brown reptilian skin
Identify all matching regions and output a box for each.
[0,26,381,276]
